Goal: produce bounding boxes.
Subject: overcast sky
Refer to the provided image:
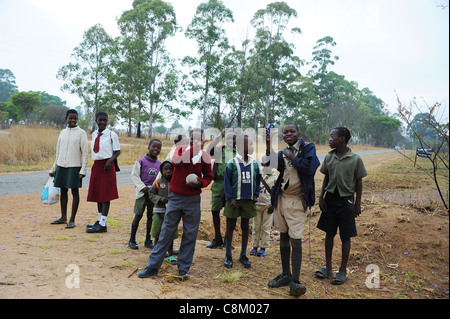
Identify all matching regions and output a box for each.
[0,0,448,125]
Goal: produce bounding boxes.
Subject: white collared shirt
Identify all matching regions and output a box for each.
[91,128,120,160]
[235,153,256,166]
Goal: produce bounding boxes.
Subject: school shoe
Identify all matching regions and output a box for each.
[268,273,292,288]
[239,255,251,268]
[86,221,99,228]
[144,239,154,249]
[224,256,233,268]
[137,267,158,278]
[128,241,138,250]
[206,238,224,249]
[289,281,307,297]
[86,222,107,233]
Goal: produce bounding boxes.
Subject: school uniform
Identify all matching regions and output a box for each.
[223,154,261,219]
[268,140,320,239]
[210,146,236,211]
[317,148,368,238]
[50,126,89,189]
[252,172,277,249]
[87,128,120,203]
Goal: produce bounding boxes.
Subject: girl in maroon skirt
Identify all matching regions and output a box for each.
[86,111,121,233]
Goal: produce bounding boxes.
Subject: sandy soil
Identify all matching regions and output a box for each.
[0,152,448,301]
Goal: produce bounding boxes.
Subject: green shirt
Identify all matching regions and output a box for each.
[320,148,368,197]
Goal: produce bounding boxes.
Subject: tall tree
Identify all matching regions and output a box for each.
[57,24,113,132]
[117,0,180,137]
[0,69,18,102]
[10,91,41,123]
[183,0,234,129]
[249,1,302,127]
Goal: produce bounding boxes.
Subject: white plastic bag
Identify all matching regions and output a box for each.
[41,177,60,205]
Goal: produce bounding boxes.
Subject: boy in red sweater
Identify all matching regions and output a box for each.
[139,128,213,280]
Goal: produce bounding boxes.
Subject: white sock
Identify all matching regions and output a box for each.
[98,213,102,221]
[99,215,107,227]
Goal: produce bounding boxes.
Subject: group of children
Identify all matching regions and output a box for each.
[51,109,368,297]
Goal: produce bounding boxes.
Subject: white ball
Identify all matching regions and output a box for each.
[186,173,198,183]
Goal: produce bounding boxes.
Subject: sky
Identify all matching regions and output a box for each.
[0,0,449,127]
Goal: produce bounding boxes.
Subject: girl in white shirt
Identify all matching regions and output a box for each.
[49,109,88,228]
[86,111,121,233]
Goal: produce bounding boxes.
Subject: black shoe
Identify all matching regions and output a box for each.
[239,255,251,268]
[86,222,107,233]
[268,273,292,288]
[137,267,158,278]
[144,239,154,249]
[128,240,138,250]
[224,256,233,268]
[86,221,99,228]
[289,281,307,297]
[206,238,224,249]
[178,271,189,281]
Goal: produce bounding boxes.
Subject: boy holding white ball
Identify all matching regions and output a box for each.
[139,128,213,280]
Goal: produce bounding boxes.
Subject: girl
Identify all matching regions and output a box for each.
[129,139,162,249]
[264,123,320,297]
[86,111,121,233]
[49,109,88,228]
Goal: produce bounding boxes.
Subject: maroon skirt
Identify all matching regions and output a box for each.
[87,159,119,203]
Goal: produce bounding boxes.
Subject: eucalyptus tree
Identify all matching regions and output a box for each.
[117,0,180,137]
[183,0,234,129]
[57,24,113,132]
[248,1,302,127]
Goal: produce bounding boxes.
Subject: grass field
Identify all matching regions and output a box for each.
[0,125,376,173]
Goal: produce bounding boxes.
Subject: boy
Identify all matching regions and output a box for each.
[316,127,367,285]
[223,135,261,268]
[138,128,213,280]
[148,160,178,265]
[128,139,162,249]
[206,130,236,249]
[251,165,277,257]
[264,123,320,297]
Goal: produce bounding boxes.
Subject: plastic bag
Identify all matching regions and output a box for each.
[41,177,60,205]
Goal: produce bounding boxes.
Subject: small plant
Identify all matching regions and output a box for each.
[219,271,244,283]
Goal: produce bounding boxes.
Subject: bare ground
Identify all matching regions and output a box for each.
[0,152,448,300]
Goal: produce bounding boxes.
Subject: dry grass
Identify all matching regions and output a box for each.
[0,125,381,173]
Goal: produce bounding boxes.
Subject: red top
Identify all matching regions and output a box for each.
[169,145,213,196]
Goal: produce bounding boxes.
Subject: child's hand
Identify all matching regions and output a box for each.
[186,176,202,188]
[355,204,362,217]
[283,148,295,160]
[319,197,327,212]
[104,159,112,171]
[230,200,238,209]
[79,174,86,179]
[252,195,258,204]
[160,197,168,204]
[49,172,55,177]
[267,206,274,214]
[141,187,150,194]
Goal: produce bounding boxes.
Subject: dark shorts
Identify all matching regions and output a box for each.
[316,192,357,239]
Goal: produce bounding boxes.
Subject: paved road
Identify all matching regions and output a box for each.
[0,149,396,197]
